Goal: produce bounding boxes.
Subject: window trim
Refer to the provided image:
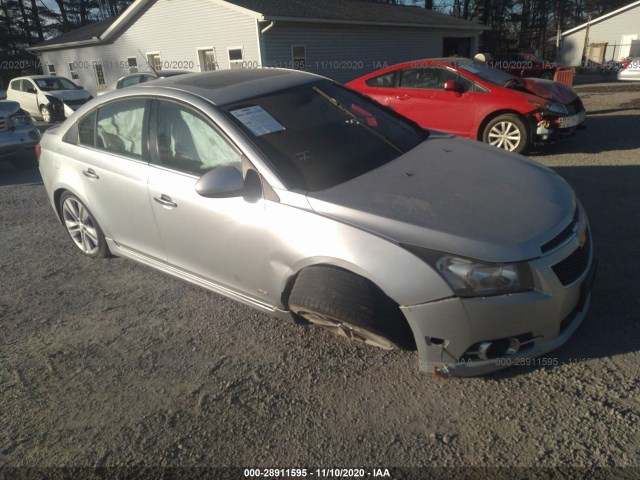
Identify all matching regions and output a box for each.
[196,47,217,72]
[146,51,162,72]
[227,46,244,69]
[93,61,107,88]
[68,62,79,80]
[127,57,139,73]
[291,44,306,70]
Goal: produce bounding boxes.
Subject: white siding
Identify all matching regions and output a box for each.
[560,4,640,66]
[40,0,260,95]
[263,22,480,83]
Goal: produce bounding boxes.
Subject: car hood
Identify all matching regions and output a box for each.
[0,100,21,115]
[517,78,577,103]
[46,90,91,101]
[306,134,576,263]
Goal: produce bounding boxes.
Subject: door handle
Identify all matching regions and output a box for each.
[82,168,99,180]
[154,194,177,208]
[395,94,410,100]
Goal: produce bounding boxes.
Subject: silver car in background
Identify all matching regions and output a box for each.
[0,100,40,169]
[617,57,640,81]
[38,70,596,376]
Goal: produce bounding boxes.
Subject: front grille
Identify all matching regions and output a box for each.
[552,233,590,286]
[541,208,580,253]
[64,98,89,107]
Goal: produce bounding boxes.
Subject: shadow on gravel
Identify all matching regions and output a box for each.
[532,112,640,155]
[0,163,42,187]
[487,164,640,380]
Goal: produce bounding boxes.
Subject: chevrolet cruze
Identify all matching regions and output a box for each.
[38,69,596,376]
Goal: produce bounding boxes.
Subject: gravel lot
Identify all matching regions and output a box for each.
[1,81,639,475]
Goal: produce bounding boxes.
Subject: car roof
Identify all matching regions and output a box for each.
[136,68,322,105]
[15,75,69,80]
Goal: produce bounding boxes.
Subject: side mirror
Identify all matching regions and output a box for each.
[444,81,463,93]
[195,165,244,198]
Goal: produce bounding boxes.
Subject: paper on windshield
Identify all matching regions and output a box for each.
[230,105,285,136]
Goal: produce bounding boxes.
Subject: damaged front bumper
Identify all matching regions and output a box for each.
[531,109,587,145]
[402,225,596,377]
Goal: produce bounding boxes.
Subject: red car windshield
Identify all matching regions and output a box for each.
[455,60,515,86]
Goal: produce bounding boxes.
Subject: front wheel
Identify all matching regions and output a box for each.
[40,105,52,123]
[288,266,415,350]
[59,192,110,258]
[482,114,529,154]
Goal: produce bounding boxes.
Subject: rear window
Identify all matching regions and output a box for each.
[222,80,427,191]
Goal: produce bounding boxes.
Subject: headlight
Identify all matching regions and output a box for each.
[436,256,534,297]
[401,244,534,297]
[546,102,568,115]
[10,111,32,127]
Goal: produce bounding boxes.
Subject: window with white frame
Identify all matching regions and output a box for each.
[197,48,217,72]
[127,57,138,73]
[93,62,107,88]
[68,62,78,80]
[47,64,56,75]
[147,52,162,71]
[291,45,306,70]
[228,47,243,70]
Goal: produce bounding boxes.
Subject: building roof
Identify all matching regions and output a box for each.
[558,0,640,37]
[32,17,116,48]
[30,0,487,51]
[226,0,487,29]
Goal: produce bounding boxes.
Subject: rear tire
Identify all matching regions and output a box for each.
[288,266,415,350]
[482,114,529,154]
[59,192,110,258]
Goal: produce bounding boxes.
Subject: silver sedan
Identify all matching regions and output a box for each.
[37,69,596,376]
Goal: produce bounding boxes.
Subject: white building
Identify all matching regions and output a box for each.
[29,0,488,96]
[555,0,640,67]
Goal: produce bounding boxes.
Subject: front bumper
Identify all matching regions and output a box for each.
[402,215,595,377]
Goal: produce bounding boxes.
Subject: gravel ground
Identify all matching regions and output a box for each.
[1,82,639,476]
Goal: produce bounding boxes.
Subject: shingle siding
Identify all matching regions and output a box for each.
[263,22,478,82]
[560,4,640,66]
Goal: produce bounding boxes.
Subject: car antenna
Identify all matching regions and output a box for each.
[139,49,158,76]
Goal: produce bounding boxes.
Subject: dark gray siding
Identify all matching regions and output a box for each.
[263,22,479,82]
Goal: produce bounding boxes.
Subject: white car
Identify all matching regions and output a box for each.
[617,57,640,81]
[6,75,92,123]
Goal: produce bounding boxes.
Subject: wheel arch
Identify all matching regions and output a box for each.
[283,262,417,349]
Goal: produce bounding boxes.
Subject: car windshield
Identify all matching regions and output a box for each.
[221,79,428,191]
[35,77,79,91]
[456,60,515,85]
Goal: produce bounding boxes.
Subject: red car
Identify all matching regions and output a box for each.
[346,58,585,154]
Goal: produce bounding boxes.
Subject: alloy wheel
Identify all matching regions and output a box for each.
[297,310,397,350]
[487,121,522,151]
[62,197,100,255]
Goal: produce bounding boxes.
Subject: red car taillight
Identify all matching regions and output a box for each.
[621,57,631,70]
[35,143,41,164]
